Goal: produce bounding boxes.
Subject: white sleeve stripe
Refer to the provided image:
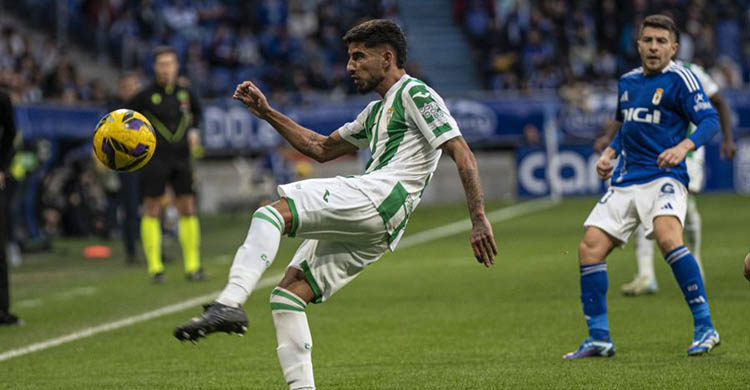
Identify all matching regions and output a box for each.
[677,66,699,92]
[669,65,693,92]
[675,67,697,92]
[670,66,697,92]
[682,67,700,91]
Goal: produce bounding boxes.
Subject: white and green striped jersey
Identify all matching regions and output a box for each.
[337,74,462,250]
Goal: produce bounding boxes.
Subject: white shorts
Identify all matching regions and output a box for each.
[584,177,687,245]
[686,147,706,193]
[278,176,389,302]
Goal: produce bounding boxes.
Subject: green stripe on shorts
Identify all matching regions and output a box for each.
[286,198,299,237]
[300,260,323,303]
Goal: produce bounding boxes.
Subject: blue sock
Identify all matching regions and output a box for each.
[580,263,610,340]
[665,246,713,330]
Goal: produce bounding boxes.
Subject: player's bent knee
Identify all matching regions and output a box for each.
[252,205,286,235]
[578,228,614,264]
[270,286,307,313]
[277,268,316,303]
[260,199,292,235]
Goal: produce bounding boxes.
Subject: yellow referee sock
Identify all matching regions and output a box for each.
[179,216,201,274]
[141,217,163,275]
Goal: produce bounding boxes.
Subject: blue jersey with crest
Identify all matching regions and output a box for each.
[609,61,719,188]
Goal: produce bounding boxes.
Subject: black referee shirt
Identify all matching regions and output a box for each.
[127,82,202,160]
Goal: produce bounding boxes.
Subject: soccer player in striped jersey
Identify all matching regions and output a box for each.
[595,59,735,296]
[174,19,497,389]
[564,15,721,360]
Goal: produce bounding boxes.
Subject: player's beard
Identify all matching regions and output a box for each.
[356,74,384,94]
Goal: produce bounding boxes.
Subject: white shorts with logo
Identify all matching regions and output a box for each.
[584,177,687,245]
[277,176,389,303]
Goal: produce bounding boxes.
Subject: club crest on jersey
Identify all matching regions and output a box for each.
[652,88,664,105]
[385,106,394,123]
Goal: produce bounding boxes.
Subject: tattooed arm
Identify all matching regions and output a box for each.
[233,81,357,162]
[441,136,498,267]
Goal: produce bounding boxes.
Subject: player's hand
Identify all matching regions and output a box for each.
[470,214,497,268]
[233,81,272,119]
[743,252,750,282]
[596,156,613,180]
[657,144,690,168]
[593,136,611,154]
[721,139,737,160]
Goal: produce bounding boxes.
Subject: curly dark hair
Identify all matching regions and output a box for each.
[343,19,407,69]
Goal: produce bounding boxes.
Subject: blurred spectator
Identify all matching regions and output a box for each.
[110,72,143,265]
[0,87,21,326]
[456,0,750,91]
[0,1,392,104]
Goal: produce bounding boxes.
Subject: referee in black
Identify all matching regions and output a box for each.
[128,46,204,283]
[0,88,20,326]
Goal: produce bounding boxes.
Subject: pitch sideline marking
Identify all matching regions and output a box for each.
[0,197,559,362]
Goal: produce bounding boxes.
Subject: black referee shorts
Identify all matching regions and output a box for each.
[140,157,195,198]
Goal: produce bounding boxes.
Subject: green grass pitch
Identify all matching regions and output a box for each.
[2,195,749,389]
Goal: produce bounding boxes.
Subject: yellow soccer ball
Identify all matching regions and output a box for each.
[93,109,156,171]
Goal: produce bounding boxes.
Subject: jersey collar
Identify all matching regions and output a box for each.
[383,73,410,101]
[661,60,676,73]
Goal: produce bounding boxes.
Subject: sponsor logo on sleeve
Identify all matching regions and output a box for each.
[693,93,712,112]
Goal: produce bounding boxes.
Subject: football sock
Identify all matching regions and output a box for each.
[178,216,201,274]
[141,216,163,275]
[665,246,713,330]
[685,196,704,275]
[580,263,610,340]
[634,225,655,280]
[271,287,315,390]
[217,206,283,307]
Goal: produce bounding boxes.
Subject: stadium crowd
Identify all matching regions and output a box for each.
[0,24,109,105]
[453,0,749,91]
[3,0,401,104]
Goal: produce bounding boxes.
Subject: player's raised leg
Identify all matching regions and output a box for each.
[174,199,291,341]
[215,200,289,307]
[622,225,659,296]
[653,216,719,356]
[563,226,617,360]
[270,268,316,390]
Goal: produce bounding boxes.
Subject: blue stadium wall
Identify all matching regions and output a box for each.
[14,91,750,197]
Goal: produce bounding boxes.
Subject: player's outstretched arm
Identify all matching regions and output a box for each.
[441,136,497,268]
[233,81,357,162]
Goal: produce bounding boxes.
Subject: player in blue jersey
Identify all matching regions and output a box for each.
[563,15,721,359]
